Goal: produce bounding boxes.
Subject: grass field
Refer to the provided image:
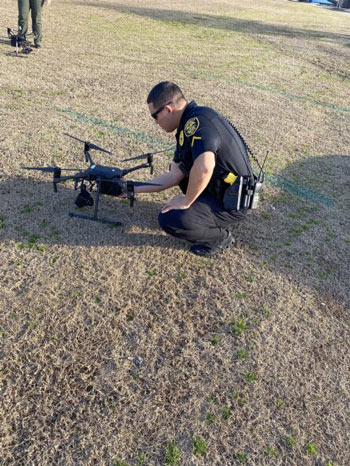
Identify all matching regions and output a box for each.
[0,0,349,465]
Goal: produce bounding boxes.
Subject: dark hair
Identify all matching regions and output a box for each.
[147,81,185,108]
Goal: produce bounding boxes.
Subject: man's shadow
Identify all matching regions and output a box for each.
[1,156,349,306]
[240,154,349,307]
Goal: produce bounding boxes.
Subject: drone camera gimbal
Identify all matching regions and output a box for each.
[75,183,94,208]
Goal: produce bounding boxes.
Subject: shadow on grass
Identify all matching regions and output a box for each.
[0,174,183,249]
[240,154,350,307]
[74,1,350,45]
[0,155,349,304]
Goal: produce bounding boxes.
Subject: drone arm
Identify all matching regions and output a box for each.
[110,178,135,206]
[52,174,86,193]
[84,146,93,165]
[52,168,61,193]
[54,174,81,183]
[126,181,135,207]
[121,162,152,176]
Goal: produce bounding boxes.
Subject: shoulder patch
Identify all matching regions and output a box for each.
[179,130,184,146]
[184,117,200,137]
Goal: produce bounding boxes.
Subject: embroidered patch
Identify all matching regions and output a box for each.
[184,117,199,137]
[179,130,184,146]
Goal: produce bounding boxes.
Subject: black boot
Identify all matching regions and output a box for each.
[190,231,235,257]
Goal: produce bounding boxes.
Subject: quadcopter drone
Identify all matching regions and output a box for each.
[21,133,169,225]
[7,27,33,56]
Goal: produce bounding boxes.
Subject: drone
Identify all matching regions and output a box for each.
[7,27,33,56]
[21,133,170,225]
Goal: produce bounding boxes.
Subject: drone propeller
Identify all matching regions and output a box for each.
[121,147,172,162]
[63,133,114,155]
[21,166,80,173]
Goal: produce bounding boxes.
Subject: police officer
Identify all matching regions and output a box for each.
[18,0,51,48]
[134,81,254,257]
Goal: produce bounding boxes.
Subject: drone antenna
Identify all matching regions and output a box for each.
[257,151,269,182]
[260,151,269,173]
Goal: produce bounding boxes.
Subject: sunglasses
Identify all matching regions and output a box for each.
[151,101,172,120]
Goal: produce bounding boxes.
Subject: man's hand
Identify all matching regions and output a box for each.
[161,194,190,213]
[43,0,52,6]
[117,178,128,198]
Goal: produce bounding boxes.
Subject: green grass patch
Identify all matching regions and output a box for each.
[237,348,249,359]
[165,442,180,465]
[192,437,207,456]
[244,372,258,383]
[305,442,317,456]
[235,452,248,464]
[230,317,247,336]
[222,407,232,420]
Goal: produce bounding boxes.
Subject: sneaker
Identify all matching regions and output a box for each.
[34,41,41,48]
[190,231,235,257]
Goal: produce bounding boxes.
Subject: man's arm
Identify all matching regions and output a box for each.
[161,151,215,213]
[184,151,216,206]
[133,161,185,194]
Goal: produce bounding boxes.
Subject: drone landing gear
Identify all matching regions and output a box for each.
[69,180,122,226]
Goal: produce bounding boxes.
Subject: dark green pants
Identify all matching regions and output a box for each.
[18,0,43,44]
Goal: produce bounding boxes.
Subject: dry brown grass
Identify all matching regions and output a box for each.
[0,0,349,465]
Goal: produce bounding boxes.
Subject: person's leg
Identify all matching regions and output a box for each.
[158,193,246,250]
[30,0,43,46]
[18,0,30,38]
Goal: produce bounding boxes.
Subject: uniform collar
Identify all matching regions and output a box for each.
[178,100,197,131]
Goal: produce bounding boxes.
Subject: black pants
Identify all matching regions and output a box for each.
[158,193,246,247]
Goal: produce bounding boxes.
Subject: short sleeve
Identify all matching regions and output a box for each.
[185,116,221,160]
[173,149,181,163]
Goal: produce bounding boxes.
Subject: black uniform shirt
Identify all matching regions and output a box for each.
[174,101,253,185]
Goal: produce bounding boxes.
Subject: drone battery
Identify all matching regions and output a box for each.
[99,180,122,197]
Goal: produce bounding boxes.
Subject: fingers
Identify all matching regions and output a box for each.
[161,202,172,213]
[161,206,172,213]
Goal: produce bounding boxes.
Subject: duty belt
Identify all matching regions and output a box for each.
[207,176,254,211]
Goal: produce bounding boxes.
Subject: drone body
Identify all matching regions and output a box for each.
[85,164,124,179]
[21,133,167,225]
[7,28,33,56]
